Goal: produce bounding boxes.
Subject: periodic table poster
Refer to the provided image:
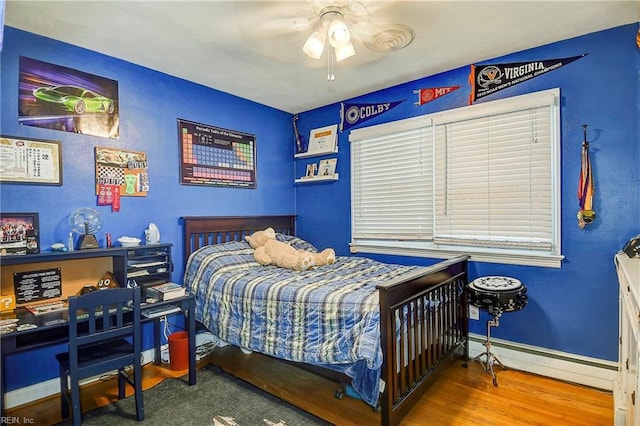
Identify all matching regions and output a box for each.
[178,119,256,188]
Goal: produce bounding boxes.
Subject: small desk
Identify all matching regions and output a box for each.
[0,293,196,415]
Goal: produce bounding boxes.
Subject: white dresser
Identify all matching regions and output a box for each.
[615,252,640,425]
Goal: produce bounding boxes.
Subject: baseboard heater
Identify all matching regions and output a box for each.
[468,332,617,391]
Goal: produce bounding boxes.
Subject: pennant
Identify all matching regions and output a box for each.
[340,100,405,132]
[414,86,461,106]
[469,54,586,103]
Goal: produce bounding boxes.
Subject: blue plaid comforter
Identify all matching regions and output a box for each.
[183,240,423,407]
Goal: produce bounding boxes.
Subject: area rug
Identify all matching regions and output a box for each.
[62,365,331,426]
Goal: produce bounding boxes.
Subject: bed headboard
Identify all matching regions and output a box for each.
[181,215,296,261]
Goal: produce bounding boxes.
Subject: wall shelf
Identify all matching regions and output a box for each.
[294,148,338,159]
[295,173,339,184]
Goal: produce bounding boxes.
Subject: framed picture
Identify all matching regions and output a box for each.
[305,163,317,178]
[18,56,120,139]
[0,212,40,256]
[306,124,338,155]
[318,158,337,177]
[178,119,257,188]
[0,136,63,185]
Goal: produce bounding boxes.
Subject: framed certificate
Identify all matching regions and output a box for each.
[306,124,338,155]
[0,136,62,185]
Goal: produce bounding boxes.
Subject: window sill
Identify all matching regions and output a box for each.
[349,243,564,268]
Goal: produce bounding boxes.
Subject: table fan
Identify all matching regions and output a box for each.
[69,207,103,249]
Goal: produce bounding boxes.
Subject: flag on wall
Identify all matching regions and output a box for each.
[469,54,586,103]
[414,86,461,106]
[577,126,595,229]
[340,100,404,132]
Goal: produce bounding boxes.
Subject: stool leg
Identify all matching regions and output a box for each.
[473,311,505,386]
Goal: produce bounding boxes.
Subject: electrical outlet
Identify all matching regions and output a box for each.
[469,305,480,320]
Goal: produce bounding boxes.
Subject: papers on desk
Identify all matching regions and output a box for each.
[25,300,67,315]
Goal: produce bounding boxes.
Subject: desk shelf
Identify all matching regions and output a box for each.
[126,244,173,287]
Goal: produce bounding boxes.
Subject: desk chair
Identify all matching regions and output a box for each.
[56,286,144,425]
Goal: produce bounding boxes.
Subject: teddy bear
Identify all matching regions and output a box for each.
[302,247,336,267]
[244,227,336,271]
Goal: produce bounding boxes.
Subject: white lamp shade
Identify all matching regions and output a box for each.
[303,30,326,59]
[328,18,350,48]
[334,41,355,62]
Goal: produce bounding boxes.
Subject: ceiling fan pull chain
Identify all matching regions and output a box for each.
[327,49,336,81]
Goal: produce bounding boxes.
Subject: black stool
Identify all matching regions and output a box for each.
[466,276,528,386]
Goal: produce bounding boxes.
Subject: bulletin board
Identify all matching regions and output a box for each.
[95,146,148,197]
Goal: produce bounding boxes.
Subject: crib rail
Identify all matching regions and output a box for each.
[377,255,469,426]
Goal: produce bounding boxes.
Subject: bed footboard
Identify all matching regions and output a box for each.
[377,255,469,426]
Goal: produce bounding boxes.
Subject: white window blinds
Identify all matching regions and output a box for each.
[433,106,554,251]
[351,125,433,241]
[349,89,561,266]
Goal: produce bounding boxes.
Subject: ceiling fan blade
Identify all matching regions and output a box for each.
[235,2,319,39]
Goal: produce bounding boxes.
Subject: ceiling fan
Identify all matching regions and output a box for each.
[236,0,415,80]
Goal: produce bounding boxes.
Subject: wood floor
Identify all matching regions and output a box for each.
[6,355,613,426]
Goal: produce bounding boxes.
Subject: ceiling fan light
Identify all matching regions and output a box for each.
[328,18,350,48]
[303,30,326,59]
[334,41,355,62]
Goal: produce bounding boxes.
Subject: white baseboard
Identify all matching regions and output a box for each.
[5,334,617,409]
[469,332,617,391]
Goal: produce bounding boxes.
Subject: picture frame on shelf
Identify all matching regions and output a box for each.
[306,124,338,155]
[318,158,337,177]
[304,163,318,178]
[0,212,40,256]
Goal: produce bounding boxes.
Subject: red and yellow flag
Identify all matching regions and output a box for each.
[578,126,595,229]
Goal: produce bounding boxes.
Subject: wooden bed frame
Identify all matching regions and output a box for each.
[181,215,469,426]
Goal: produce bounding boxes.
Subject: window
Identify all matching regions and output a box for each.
[349,89,563,267]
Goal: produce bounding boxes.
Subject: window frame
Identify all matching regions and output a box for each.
[349,88,563,268]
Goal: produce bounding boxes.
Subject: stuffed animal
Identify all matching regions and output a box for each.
[300,247,336,267]
[244,228,336,271]
[244,227,277,250]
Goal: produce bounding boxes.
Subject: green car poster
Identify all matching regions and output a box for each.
[18,56,119,139]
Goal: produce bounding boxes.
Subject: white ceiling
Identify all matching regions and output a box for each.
[4,1,638,114]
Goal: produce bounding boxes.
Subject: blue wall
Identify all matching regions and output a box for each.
[294,23,639,362]
[1,27,295,391]
[1,24,638,394]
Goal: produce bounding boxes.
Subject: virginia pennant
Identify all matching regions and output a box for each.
[469,54,586,103]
